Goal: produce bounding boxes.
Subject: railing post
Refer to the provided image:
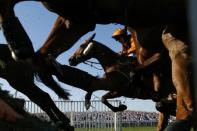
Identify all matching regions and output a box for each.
[119,112,122,131]
[114,112,117,131]
[70,101,74,126]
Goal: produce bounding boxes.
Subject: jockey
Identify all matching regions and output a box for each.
[112,28,137,58]
[112,28,160,68]
[112,28,161,101]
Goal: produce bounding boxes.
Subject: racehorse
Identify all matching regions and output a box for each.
[68,34,177,131]
[0,43,74,129]
[0,88,62,131]
[0,0,193,130]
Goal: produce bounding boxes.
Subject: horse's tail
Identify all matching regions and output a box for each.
[35,53,70,100]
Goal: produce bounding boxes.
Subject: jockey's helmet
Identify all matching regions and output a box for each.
[112,28,126,39]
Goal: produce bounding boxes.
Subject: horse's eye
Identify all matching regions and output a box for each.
[80,44,86,48]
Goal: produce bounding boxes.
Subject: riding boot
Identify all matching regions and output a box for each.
[1,16,34,61]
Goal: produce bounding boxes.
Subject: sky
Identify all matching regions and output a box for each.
[0,1,157,112]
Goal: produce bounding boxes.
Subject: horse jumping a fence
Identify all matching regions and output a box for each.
[0,0,193,130]
[68,34,177,131]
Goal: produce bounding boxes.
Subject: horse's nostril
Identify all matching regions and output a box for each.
[68,58,76,66]
[68,58,73,65]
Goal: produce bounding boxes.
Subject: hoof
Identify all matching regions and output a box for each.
[164,120,191,131]
[65,125,74,131]
[155,101,176,116]
[118,104,127,111]
[55,121,74,131]
[85,101,91,110]
[112,105,127,112]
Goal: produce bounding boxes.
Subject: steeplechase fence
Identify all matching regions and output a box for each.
[25,100,123,131]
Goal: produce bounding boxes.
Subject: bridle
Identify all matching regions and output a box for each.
[82,60,102,70]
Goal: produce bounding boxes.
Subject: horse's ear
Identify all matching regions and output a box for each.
[90,32,96,40]
[86,33,96,43]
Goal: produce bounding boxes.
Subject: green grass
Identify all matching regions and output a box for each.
[75,126,194,131]
[75,126,156,131]
[122,127,156,131]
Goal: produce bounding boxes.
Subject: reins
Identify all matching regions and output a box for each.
[83,60,102,70]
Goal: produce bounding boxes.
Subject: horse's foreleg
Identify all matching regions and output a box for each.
[101,91,127,112]
[85,92,93,110]
[157,112,170,131]
[153,73,160,91]
[152,73,161,101]
[162,33,193,121]
[0,0,34,61]
[32,89,70,125]
[10,81,70,126]
[39,16,95,58]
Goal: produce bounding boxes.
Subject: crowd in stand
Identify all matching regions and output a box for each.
[33,110,175,128]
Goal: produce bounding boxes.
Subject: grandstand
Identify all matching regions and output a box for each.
[25,100,175,131]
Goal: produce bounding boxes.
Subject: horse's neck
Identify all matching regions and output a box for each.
[92,41,119,72]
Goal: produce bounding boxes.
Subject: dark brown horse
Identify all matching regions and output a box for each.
[0,43,74,129]
[0,0,193,130]
[0,88,61,131]
[68,35,177,131]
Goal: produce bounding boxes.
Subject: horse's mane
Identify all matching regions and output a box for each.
[91,40,119,58]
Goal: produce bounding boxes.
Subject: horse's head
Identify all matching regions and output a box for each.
[69,33,96,66]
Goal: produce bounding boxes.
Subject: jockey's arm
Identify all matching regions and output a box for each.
[126,45,136,55]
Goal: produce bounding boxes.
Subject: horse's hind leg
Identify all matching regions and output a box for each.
[0,0,35,60]
[28,88,74,130]
[10,81,71,126]
[156,112,169,131]
[162,33,193,121]
[101,91,127,112]
[29,87,70,125]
